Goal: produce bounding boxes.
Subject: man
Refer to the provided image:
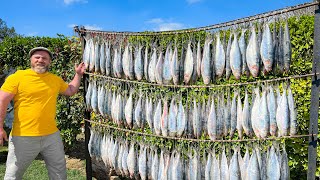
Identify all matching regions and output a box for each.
[0,47,86,179]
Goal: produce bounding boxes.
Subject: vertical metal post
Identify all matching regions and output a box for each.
[78,27,93,180]
[307,1,320,179]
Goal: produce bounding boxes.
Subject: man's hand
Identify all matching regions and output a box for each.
[0,127,8,146]
[75,62,85,76]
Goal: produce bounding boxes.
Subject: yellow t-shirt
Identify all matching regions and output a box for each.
[1,69,69,136]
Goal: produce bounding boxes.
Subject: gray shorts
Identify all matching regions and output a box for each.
[4,131,67,180]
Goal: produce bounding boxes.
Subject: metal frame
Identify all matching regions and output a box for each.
[75,1,320,179]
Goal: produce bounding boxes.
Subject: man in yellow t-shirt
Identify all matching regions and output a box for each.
[0,47,85,180]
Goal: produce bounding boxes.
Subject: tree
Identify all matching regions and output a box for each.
[0,18,17,42]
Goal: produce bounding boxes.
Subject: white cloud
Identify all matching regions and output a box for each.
[68,24,102,31]
[64,0,88,5]
[158,23,185,31]
[146,18,164,24]
[186,0,202,4]
[145,18,186,31]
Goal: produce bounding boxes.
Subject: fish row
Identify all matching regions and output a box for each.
[83,21,291,85]
[88,129,290,180]
[86,79,297,139]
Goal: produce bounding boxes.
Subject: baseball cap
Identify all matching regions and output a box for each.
[29,47,53,59]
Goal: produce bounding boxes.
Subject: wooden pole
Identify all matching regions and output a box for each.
[307,1,320,179]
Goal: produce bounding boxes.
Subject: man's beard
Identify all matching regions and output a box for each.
[32,65,49,74]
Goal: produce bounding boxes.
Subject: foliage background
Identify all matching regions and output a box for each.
[0,15,318,179]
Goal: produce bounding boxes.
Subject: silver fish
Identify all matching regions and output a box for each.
[100,41,106,74]
[163,43,173,84]
[278,25,284,74]
[122,142,129,177]
[287,86,297,135]
[125,90,134,129]
[224,91,231,136]
[135,94,143,128]
[268,86,277,136]
[201,36,213,84]
[161,99,169,137]
[246,26,260,77]
[171,43,180,85]
[229,150,241,180]
[184,41,194,84]
[208,97,217,140]
[215,33,226,78]
[211,151,220,180]
[239,29,248,76]
[226,34,232,79]
[242,90,252,137]
[276,88,289,136]
[230,91,238,138]
[105,41,111,76]
[267,146,280,180]
[176,98,186,137]
[155,49,164,84]
[251,88,260,138]
[127,143,137,179]
[236,94,243,139]
[97,84,105,116]
[90,80,98,113]
[83,37,91,69]
[85,80,92,110]
[230,32,242,80]
[151,149,159,180]
[89,40,96,72]
[144,46,149,81]
[205,152,212,180]
[168,97,178,137]
[139,145,147,180]
[196,40,202,77]
[146,97,154,130]
[280,147,290,180]
[283,20,291,73]
[113,45,123,78]
[148,47,157,82]
[247,149,260,180]
[220,148,229,180]
[258,87,270,138]
[154,100,162,136]
[193,99,202,139]
[260,22,274,72]
[134,44,144,81]
[94,40,100,73]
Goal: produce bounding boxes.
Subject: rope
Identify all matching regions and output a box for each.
[85,72,320,88]
[74,2,318,36]
[85,119,316,143]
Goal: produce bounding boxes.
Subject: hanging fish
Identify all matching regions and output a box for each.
[184,40,194,84]
[155,48,164,84]
[229,149,241,180]
[97,83,105,116]
[268,85,277,136]
[163,43,173,84]
[146,96,154,130]
[171,43,180,85]
[161,98,169,137]
[220,148,229,180]
[241,147,250,180]
[225,91,232,136]
[258,86,270,138]
[154,99,162,135]
[260,22,274,73]
[251,87,260,138]
[94,40,100,73]
[201,36,213,84]
[125,90,134,129]
[242,89,253,137]
[83,37,91,69]
[123,44,133,80]
[134,93,143,128]
[276,86,290,137]
[230,32,242,80]
[127,143,137,179]
[280,146,290,179]
[138,145,147,180]
[208,96,217,140]
[205,152,212,180]
[85,80,92,111]
[278,24,285,74]
[168,97,178,137]
[283,20,291,73]
[226,33,232,79]
[272,22,279,75]
[237,94,243,139]
[151,149,159,180]
[100,40,106,75]
[134,44,144,81]
[105,41,111,76]
[148,47,157,83]
[171,151,183,180]
[193,99,202,139]
[90,80,98,113]
[144,46,149,81]
[267,146,280,180]
[215,32,226,78]
[246,25,260,77]
[176,97,186,137]
[230,90,238,138]
[211,150,220,180]
[113,45,123,78]
[180,44,186,84]
[89,39,96,72]
[122,142,129,177]
[288,85,297,135]
[239,29,249,76]
[247,148,260,180]
[196,40,202,78]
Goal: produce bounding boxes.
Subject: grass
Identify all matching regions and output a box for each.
[0,146,86,180]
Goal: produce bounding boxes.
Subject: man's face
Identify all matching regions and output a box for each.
[30,50,51,74]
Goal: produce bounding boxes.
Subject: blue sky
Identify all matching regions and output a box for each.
[1,0,311,37]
